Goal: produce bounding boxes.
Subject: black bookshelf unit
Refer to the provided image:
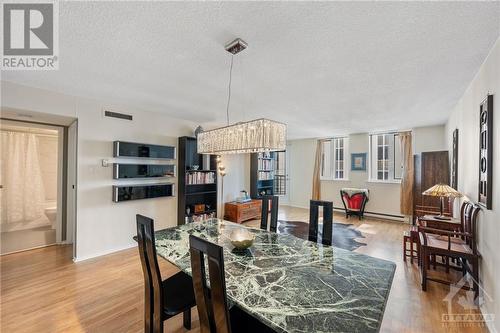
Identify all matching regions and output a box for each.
[250,152,276,198]
[177,136,218,225]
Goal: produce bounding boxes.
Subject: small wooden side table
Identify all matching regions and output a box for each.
[224,200,262,224]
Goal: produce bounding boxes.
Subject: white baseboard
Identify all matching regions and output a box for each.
[282,204,309,210]
[0,243,58,256]
[73,243,136,262]
[352,211,406,222]
[367,214,406,222]
[334,209,405,222]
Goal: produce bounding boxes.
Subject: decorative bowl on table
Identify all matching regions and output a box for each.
[229,229,255,250]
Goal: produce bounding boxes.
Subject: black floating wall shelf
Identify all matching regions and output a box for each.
[112,183,175,202]
[113,141,176,159]
[113,163,176,179]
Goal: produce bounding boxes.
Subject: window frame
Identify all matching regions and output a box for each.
[368,132,403,183]
[320,137,349,181]
[393,133,403,181]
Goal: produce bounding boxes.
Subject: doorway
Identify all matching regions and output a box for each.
[0,116,77,256]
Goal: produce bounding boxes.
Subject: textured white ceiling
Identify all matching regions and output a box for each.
[2,1,499,139]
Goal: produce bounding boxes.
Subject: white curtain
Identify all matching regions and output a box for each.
[1,131,46,224]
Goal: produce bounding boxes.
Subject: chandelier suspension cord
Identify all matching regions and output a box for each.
[226,54,234,126]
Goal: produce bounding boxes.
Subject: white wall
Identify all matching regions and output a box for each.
[413,125,446,154]
[322,133,403,217]
[287,139,317,209]
[217,154,251,217]
[1,81,248,260]
[445,38,500,332]
[287,126,446,218]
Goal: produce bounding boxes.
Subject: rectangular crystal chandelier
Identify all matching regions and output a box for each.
[197,118,286,154]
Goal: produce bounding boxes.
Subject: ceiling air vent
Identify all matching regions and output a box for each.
[104,110,133,121]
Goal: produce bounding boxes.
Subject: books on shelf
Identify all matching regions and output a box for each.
[258,171,274,180]
[187,211,216,223]
[258,158,273,170]
[186,171,216,185]
[260,152,272,159]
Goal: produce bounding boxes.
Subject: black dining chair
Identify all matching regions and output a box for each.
[189,235,276,333]
[136,214,196,333]
[308,200,333,246]
[260,195,279,232]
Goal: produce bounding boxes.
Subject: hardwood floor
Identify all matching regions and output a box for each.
[0,205,488,333]
[0,241,195,333]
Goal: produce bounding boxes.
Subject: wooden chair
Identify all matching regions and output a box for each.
[403,226,419,264]
[260,195,279,232]
[189,235,275,333]
[419,203,481,300]
[309,200,333,246]
[136,215,196,333]
[459,201,476,238]
[417,201,473,270]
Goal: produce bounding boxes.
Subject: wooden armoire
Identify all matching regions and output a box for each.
[413,151,451,222]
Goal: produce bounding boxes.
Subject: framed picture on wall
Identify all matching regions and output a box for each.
[478,94,493,209]
[452,129,458,189]
[351,153,367,171]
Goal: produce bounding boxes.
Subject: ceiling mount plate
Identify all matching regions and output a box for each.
[225,38,248,55]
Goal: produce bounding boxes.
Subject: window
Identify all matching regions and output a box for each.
[274,151,287,196]
[369,132,403,182]
[320,137,348,180]
[334,138,345,179]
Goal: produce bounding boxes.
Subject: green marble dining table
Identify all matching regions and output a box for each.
[153,218,396,333]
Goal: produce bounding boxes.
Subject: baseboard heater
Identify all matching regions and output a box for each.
[113,183,175,202]
[333,206,404,220]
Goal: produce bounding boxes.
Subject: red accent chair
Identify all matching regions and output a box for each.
[340,190,369,220]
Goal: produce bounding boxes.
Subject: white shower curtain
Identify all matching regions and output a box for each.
[1,131,46,225]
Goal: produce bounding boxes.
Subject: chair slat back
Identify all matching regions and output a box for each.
[260,195,279,232]
[309,200,333,246]
[340,190,349,213]
[460,201,471,233]
[189,235,231,333]
[462,203,481,253]
[136,214,164,333]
